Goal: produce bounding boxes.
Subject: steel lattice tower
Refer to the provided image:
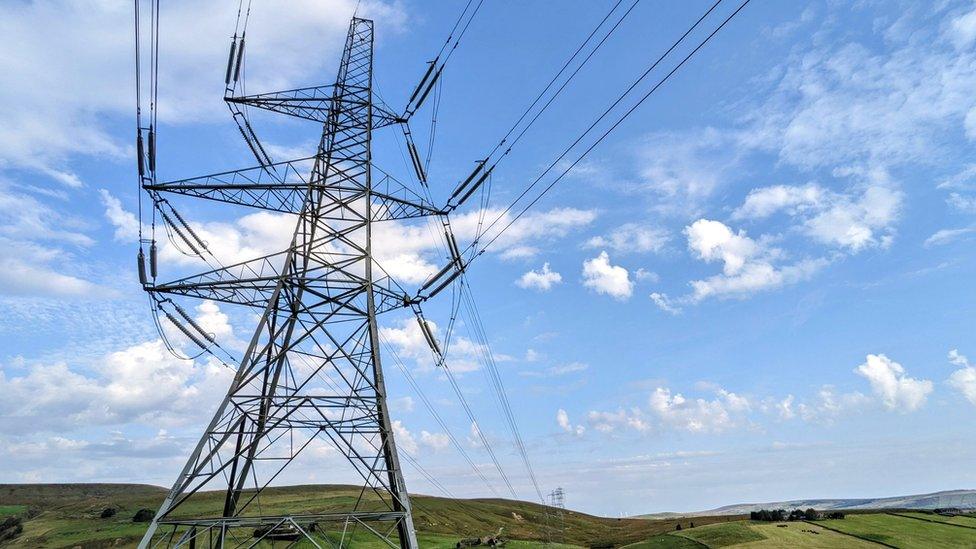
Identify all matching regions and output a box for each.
[139,18,434,548]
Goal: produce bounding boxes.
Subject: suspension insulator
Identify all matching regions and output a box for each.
[420,260,457,293]
[225,38,238,85]
[449,161,485,203]
[136,132,146,178]
[169,207,208,250]
[233,38,245,82]
[173,302,215,343]
[230,110,273,167]
[137,248,148,286]
[234,118,261,162]
[160,211,201,256]
[413,65,443,112]
[149,241,158,279]
[164,311,208,351]
[407,139,427,183]
[427,264,464,299]
[446,230,462,263]
[147,127,156,173]
[455,166,493,208]
[416,316,442,356]
[407,57,439,107]
[242,116,273,166]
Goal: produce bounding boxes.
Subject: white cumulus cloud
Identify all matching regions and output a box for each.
[587,386,752,435]
[0,0,406,184]
[0,308,236,435]
[648,387,750,433]
[797,386,869,423]
[380,318,483,374]
[854,354,933,412]
[947,349,976,406]
[392,420,418,455]
[733,184,824,220]
[582,251,633,300]
[98,189,140,242]
[420,430,450,451]
[556,408,585,436]
[733,183,901,252]
[685,219,826,301]
[516,263,562,291]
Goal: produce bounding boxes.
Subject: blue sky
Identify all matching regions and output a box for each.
[1,0,976,516]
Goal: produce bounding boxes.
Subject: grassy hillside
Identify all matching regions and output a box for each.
[0,484,737,548]
[814,513,976,548]
[625,512,976,549]
[4,484,973,548]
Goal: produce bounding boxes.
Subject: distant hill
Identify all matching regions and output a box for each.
[637,489,976,519]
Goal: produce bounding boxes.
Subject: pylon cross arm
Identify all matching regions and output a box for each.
[152,256,411,315]
[148,158,439,219]
[226,84,401,128]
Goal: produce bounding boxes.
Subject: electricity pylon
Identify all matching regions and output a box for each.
[546,488,565,544]
[139,18,435,548]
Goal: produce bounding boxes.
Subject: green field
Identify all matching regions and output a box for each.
[0,506,25,518]
[623,535,707,548]
[0,484,733,548]
[888,511,976,529]
[628,513,976,549]
[816,513,976,548]
[674,521,765,547]
[728,522,878,548]
[3,484,976,548]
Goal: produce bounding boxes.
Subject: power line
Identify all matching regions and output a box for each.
[467,0,744,255]
[405,1,751,506]
[389,87,523,502]
[405,5,653,503]
[435,0,479,61]
[482,0,639,166]
[440,357,520,499]
[401,1,671,505]
[382,339,503,498]
[444,0,641,214]
[399,450,454,499]
[133,0,144,240]
[384,341,514,537]
[403,0,485,118]
[459,280,546,502]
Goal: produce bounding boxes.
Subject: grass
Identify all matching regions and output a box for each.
[628,516,976,549]
[814,513,976,549]
[674,521,766,547]
[736,521,878,548]
[7,484,976,548]
[888,511,976,529]
[17,516,149,548]
[623,534,708,548]
[0,483,736,548]
[0,506,25,517]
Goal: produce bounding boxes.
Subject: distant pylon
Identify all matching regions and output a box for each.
[549,487,565,510]
[546,487,566,544]
[138,17,433,548]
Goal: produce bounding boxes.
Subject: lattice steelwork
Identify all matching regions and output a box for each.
[140,18,423,548]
